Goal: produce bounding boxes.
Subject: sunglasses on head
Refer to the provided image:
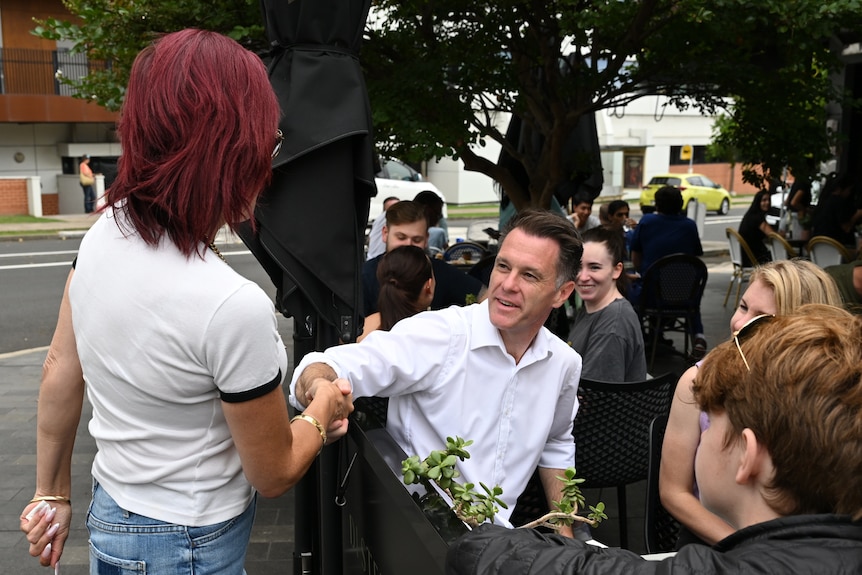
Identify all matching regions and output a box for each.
[732,314,774,372]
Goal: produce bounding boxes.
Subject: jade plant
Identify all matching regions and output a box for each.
[401,436,607,532]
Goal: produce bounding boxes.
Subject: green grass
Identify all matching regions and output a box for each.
[0,215,83,237]
[0,215,62,224]
[448,203,499,219]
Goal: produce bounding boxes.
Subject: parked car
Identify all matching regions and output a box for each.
[766,188,785,228]
[640,173,732,215]
[369,158,447,224]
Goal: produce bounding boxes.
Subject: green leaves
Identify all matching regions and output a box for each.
[402,443,601,531]
[30,0,266,111]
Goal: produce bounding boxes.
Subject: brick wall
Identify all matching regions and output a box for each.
[0,179,28,215]
[42,193,59,215]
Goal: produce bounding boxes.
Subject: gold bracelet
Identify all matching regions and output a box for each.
[30,495,71,505]
[291,414,327,448]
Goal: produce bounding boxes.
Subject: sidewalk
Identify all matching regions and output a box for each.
[0,345,295,575]
[0,213,97,240]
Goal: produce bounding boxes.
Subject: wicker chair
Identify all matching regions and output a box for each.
[807,235,854,268]
[724,228,759,307]
[765,232,797,261]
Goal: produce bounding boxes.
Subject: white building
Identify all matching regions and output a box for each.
[425,95,722,205]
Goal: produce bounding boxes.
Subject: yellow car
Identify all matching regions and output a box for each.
[640,173,732,215]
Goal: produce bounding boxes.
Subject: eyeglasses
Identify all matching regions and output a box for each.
[272,129,284,159]
[731,314,774,372]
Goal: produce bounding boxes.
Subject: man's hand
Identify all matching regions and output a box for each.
[295,362,340,409]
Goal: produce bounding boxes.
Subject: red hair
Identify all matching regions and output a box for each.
[108,29,280,257]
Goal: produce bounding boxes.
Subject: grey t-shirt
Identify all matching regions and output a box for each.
[568,297,647,382]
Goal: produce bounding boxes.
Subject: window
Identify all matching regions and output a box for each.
[624,153,644,188]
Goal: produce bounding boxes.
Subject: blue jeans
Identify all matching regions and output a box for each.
[82,185,96,213]
[87,481,256,575]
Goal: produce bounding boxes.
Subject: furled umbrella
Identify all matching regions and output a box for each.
[237,1,375,573]
[241,0,376,353]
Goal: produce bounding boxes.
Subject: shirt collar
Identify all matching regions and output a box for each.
[470,300,552,366]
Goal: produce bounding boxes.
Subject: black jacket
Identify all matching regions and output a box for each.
[446,515,862,575]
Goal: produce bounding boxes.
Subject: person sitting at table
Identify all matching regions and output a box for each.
[810,171,862,247]
[598,202,611,226]
[661,259,843,546]
[293,210,584,536]
[738,189,773,266]
[414,190,449,255]
[568,226,646,382]
[629,186,706,358]
[358,245,435,342]
[567,191,601,234]
[826,259,862,314]
[366,196,399,260]
[606,199,637,249]
[446,304,862,575]
[362,200,484,316]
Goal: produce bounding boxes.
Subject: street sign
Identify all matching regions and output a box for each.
[680,145,692,161]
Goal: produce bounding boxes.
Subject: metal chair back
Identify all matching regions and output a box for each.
[724,228,758,307]
[765,232,797,261]
[807,235,854,268]
[573,373,677,549]
[638,254,708,370]
[443,241,487,264]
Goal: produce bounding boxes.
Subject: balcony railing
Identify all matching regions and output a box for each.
[0,48,110,96]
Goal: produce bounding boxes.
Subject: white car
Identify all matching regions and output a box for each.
[369,158,447,224]
[766,189,784,228]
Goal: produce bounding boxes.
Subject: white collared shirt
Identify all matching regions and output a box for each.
[290,300,581,522]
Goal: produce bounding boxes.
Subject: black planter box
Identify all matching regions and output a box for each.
[340,408,468,575]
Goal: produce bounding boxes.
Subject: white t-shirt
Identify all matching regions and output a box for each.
[366,214,387,260]
[70,207,287,526]
[290,300,581,523]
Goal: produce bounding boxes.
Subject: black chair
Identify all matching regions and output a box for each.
[508,468,549,529]
[573,373,676,549]
[443,241,487,265]
[644,414,680,554]
[637,253,708,371]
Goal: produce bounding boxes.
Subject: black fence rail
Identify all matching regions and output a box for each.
[0,48,110,96]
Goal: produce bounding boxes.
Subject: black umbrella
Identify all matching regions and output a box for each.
[238,1,375,573]
[241,0,375,350]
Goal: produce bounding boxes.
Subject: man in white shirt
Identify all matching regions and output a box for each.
[291,209,583,536]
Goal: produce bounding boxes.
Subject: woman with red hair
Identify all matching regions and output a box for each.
[20,29,352,574]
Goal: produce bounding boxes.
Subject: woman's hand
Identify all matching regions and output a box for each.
[308,377,354,430]
[20,499,71,568]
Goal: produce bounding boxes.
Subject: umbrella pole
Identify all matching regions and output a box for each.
[292,316,344,575]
